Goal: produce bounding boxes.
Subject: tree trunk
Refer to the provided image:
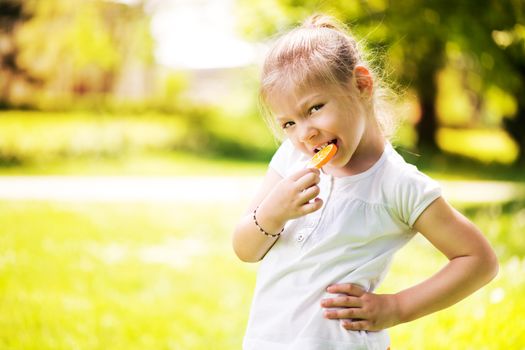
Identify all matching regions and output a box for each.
[503,99,525,166]
[416,88,439,150]
[502,56,525,166]
[415,49,442,151]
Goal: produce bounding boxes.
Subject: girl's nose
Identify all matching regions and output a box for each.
[299,122,318,143]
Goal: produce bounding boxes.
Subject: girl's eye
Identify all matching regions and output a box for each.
[282,121,295,129]
[309,104,324,114]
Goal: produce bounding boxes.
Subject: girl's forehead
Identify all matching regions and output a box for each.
[269,82,327,105]
[267,89,314,116]
[267,81,341,113]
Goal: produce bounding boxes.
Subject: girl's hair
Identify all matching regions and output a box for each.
[260,14,397,140]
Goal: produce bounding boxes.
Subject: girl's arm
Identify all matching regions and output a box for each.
[391,197,498,323]
[232,167,323,262]
[321,197,499,330]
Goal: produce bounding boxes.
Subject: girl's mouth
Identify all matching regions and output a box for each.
[314,139,337,153]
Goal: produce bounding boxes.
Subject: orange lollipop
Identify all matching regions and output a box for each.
[307,143,338,169]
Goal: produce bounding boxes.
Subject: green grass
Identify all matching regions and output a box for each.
[0,201,256,350]
[0,198,524,349]
[0,151,268,176]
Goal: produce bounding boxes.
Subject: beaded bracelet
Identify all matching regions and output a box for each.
[253,207,284,238]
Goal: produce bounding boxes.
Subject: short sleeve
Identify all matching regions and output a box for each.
[394,166,442,228]
[268,139,305,178]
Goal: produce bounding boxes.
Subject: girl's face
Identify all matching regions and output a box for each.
[268,80,381,176]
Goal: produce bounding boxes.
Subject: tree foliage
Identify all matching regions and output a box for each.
[0,0,154,109]
[235,0,525,163]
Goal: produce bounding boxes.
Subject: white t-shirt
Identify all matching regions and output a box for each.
[243,140,442,350]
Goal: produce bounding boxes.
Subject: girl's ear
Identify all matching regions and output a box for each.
[353,65,373,97]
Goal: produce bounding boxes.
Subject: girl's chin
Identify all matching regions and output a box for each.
[324,159,344,171]
[331,156,353,171]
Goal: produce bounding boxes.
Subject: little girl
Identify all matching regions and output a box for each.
[232,14,498,350]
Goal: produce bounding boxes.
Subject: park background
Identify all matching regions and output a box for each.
[0,0,524,349]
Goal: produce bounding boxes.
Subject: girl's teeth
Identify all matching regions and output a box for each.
[316,142,329,151]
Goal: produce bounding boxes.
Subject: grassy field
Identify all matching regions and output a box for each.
[0,201,256,350]
[0,197,524,349]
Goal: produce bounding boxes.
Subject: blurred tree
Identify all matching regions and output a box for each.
[464,1,525,165]
[0,0,40,108]
[0,0,154,109]
[235,0,525,163]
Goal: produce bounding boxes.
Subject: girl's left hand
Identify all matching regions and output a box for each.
[320,284,401,331]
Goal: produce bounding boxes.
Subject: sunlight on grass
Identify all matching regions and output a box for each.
[0,201,256,349]
[436,128,518,164]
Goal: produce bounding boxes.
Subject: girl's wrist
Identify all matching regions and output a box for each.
[255,203,287,235]
[253,207,284,237]
[391,292,411,324]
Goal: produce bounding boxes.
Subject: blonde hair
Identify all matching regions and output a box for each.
[260,14,397,140]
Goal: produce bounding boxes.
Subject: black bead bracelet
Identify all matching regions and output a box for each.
[253,207,284,238]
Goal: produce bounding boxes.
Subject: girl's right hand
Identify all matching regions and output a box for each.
[257,168,323,230]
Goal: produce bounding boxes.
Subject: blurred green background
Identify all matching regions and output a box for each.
[0,0,524,349]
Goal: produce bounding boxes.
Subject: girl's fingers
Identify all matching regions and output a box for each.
[294,170,320,191]
[299,185,320,203]
[289,167,320,182]
[323,307,366,320]
[341,319,369,331]
[300,197,323,215]
[326,283,366,297]
[321,295,362,308]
